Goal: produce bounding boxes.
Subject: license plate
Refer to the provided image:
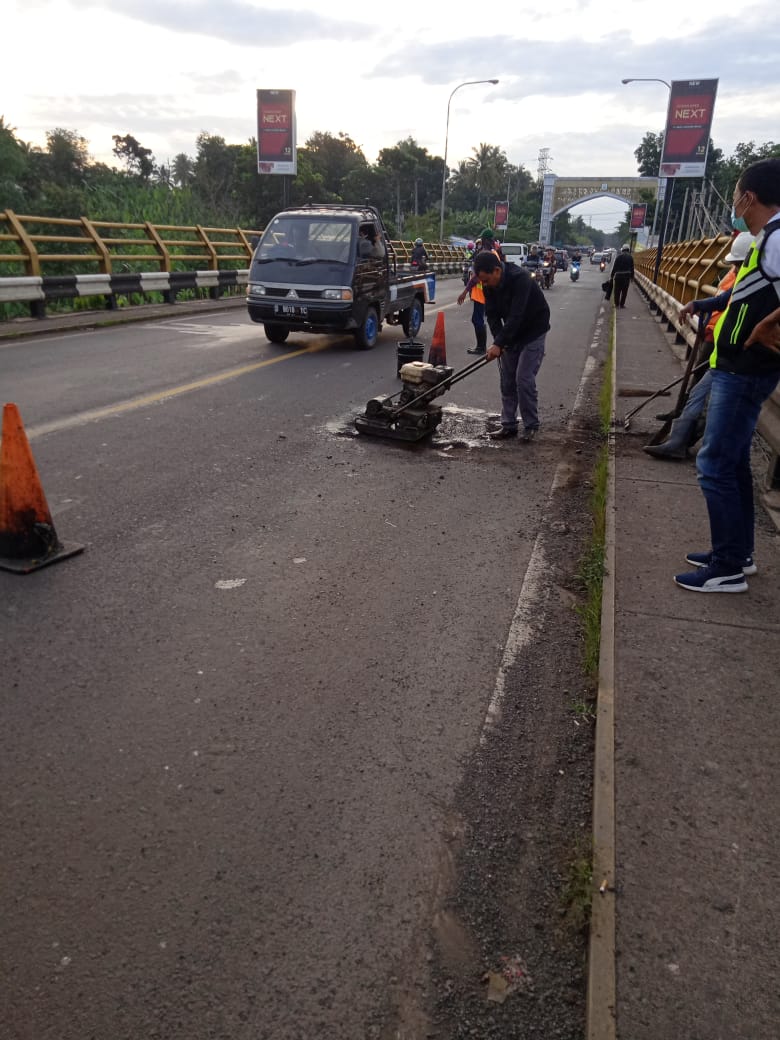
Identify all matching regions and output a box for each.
[274,303,308,317]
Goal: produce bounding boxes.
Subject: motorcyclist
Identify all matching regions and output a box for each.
[410,238,428,271]
[544,248,556,287]
[524,246,542,272]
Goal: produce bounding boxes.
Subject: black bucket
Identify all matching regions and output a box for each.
[397,339,425,376]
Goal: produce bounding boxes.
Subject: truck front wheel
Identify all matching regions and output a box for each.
[354,306,380,350]
[264,323,289,344]
[400,297,423,338]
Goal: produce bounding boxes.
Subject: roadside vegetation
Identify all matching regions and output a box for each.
[575,322,614,684]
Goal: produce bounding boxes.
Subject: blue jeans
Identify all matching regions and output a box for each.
[471,300,485,329]
[696,368,780,567]
[497,334,546,431]
[680,368,712,423]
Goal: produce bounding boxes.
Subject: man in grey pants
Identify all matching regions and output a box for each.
[473,251,551,442]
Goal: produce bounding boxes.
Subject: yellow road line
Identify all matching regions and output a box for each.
[24,341,332,441]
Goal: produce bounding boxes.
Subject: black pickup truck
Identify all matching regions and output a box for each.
[246,204,432,348]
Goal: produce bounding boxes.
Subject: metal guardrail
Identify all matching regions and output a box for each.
[0,211,261,277]
[0,210,467,317]
[633,237,780,505]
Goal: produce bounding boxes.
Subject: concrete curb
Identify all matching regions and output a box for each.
[586,304,617,1040]
[0,275,463,344]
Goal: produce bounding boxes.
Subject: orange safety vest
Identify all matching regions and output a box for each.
[704,267,736,341]
[469,249,500,304]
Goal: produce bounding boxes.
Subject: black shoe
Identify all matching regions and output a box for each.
[643,441,688,459]
[467,347,486,355]
[521,427,538,442]
[655,410,677,422]
[489,427,517,440]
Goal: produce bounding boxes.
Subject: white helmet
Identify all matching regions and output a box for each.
[414,237,423,246]
[724,231,754,263]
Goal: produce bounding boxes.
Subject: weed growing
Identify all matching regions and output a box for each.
[575,324,614,681]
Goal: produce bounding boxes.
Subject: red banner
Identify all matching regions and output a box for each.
[256,89,297,175]
[494,201,509,229]
[630,203,647,230]
[660,79,718,178]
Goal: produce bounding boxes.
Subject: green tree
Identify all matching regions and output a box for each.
[112,133,155,181]
[45,128,90,184]
[172,152,195,188]
[0,117,29,209]
[300,131,368,198]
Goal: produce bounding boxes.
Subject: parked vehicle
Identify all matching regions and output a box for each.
[502,242,529,266]
[247,204,430,348]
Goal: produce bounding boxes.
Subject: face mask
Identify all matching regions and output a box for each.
[731,206,749,233]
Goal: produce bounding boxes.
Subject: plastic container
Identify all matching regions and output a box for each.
[425,273,436,302]
[397,340,425,376]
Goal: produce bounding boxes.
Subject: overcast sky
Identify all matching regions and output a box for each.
[4,0,779,230]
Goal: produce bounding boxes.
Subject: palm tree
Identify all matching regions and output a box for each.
[466,143,508,213]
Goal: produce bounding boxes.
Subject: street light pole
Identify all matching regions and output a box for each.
[439,79,499,242]
[621,77,673,282]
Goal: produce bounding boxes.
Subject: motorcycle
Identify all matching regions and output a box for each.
[599,258,607,273]
[570,260,580,282]
[541,260,554,289]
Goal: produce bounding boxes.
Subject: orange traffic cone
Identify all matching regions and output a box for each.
[428,311,447,366]
[0,403,84,573]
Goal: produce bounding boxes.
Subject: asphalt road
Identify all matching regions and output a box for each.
[1,267,609,1039]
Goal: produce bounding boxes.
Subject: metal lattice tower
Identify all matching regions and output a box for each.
[537,148,552,182]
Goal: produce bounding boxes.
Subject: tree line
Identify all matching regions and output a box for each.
[0,118,543,243]
[1,116,778,248]
[633,132,780,239]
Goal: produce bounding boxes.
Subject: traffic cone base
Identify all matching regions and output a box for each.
[427,311,447,367]
[0,403,84,574]
[0,540,84,575]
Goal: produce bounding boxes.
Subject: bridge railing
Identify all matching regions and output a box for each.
[0,209,467,317]
[633,236,780,510]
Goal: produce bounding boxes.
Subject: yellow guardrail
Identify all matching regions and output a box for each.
[0,210,467,277]
[0,211,262,276]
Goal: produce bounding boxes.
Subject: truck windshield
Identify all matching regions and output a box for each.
[256,216,353,264]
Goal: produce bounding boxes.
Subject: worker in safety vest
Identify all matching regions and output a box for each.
[457,240,502,355]
[674,158,780,593]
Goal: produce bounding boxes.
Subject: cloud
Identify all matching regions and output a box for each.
[72,0,374,45]
[189,70,247,93]
[372,24,780,95]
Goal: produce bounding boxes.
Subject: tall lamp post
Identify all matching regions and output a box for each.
[621,77,673,281]
[439,79,499,242]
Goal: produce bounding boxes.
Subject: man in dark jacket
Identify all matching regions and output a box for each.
[473,251,551,442]
[611,245,635,308]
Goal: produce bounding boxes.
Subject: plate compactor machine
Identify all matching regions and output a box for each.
[354,355,490,443]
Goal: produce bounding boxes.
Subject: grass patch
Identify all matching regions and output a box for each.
[575,322,614,681]
[570,697,597,723]
[561,837,594,932]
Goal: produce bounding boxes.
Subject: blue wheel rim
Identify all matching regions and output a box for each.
[410,306,422,336]
[365,312,378,343]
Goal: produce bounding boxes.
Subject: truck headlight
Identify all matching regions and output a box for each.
[248,283,266,296]
[322,288,353,301]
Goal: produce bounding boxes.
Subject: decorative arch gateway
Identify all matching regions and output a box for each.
[538,173,659,245]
